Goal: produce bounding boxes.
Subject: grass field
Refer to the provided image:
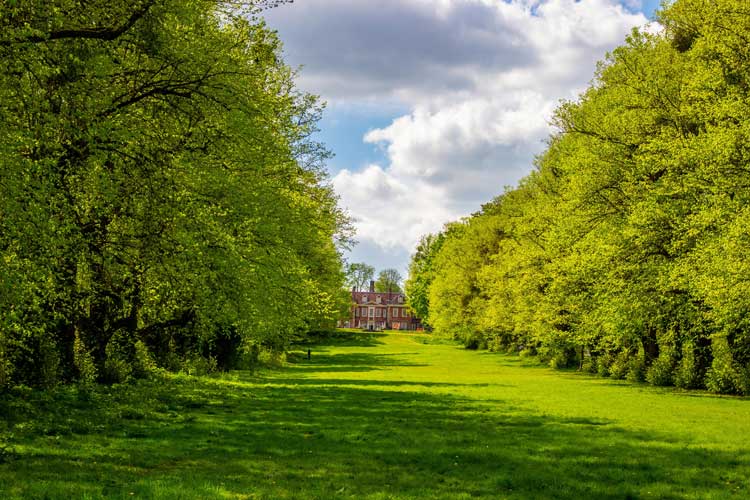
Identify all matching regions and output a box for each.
[1,330,749,499]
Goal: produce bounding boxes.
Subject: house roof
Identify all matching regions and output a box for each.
[351,290,405,305]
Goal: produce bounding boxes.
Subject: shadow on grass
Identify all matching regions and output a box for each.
[266,377,512,389]
[295,331,387,348]
[2,371,749,499]
[286,351,429,373]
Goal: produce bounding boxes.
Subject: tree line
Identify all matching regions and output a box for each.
[406,0,750,395]
[346,263,403,293]
[0,0,351,388]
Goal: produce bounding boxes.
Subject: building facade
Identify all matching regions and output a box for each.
[341,281,421,331]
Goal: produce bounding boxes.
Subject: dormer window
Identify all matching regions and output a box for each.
[398,296,403,303]
[376,296,381,304]
[362,295,368,303]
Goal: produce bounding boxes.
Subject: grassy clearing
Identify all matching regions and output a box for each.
[1,331,749,499]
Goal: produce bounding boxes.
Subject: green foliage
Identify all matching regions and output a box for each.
[374,268,402,293]
[405,233,445,327]
[133,340,160,379]
[0,431,16,465]
[404,0,750,394]
[73,332,97,388]
[180,355,218,377]
[346,262,375,292]
[596,354,613,378]
[610,353,631,381]
[646,350,676,387]
[0,0,349,387]
[626,354,647,384]
[675,341,703,390]
[705,335,741,395]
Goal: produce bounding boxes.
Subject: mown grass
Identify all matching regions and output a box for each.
[1,331,749,499]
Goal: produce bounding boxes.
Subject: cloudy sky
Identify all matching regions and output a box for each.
[264,0,661,278]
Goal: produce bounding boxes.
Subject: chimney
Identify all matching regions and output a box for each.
[369,280,375,292]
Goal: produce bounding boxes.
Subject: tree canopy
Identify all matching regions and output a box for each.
[406,0,750,394]
[375,268,403,294]
[346,262,375,291]
[0,0,349,387]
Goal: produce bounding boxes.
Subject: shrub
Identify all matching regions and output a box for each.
[646,347,675,387]
[181,355,217,376]
[705,335,740,394]
[258,348,287,368]
[73,331,98,388]
[609,352,630,380]
[133,340,160,378]
[549,353,568,369]
[596,353,613,378]
[626,355,646,383]
[581,356,598,374]
[37,335,60,389]
[0,431,16,464]
[103,335,133,384]
[0,337,13,391]
[487,336,505,353]
[736,364,750,396]
[675,341,703,390]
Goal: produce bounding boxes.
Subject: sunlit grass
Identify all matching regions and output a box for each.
[1,330,749,498]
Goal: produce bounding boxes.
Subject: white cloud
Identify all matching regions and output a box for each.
[266,0,653,264]
[333,165,454,250]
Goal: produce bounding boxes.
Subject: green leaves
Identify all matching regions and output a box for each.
[0,0,348,386]
[407,0,750,394]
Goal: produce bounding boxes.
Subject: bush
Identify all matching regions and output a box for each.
[258,348,287,368]
[37,336,60,389]
[646,347,675,387]
[596,353,613,378]
[705,335,740,394]
[133,340,160,378]
[103,335,133,384]
[548,353,568,369]
[0,431,16,464]
[0,337,14,391]
[736,364,750,396]
[181,355,217,376]
[581,356,598,374]
[487,336,505,353]
[73,332,98,388]
[609,352,630,380]
[626,355,646,383]
[675,342,704,390]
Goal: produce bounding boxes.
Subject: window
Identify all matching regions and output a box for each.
[376,295,381,304]
[375,308,381,317]
[355,308,359,317]
[398,296,403,303]
[362,295,368,303]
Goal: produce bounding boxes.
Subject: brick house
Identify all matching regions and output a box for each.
[341,281,421,331]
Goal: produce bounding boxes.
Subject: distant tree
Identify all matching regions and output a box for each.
[405,233,445,325]
[375,269,403,294]
[346,262,375,291]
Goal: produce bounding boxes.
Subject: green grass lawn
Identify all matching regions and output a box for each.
[1,331,749,499]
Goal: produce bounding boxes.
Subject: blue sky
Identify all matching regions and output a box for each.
[265,0,663,280]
